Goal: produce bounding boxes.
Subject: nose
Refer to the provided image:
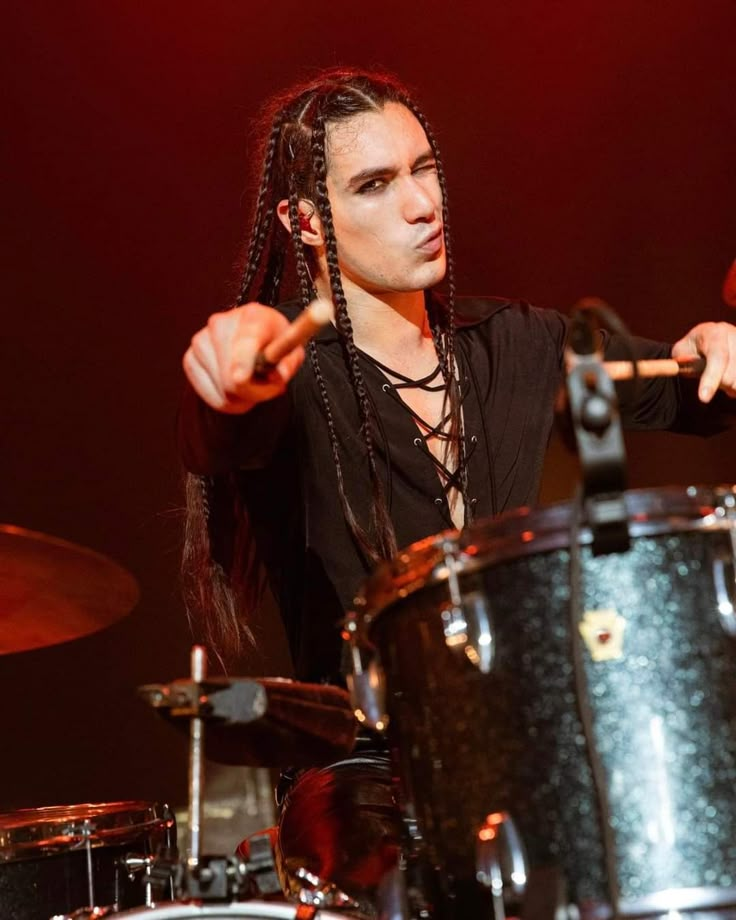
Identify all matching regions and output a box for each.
[401,175,437,223]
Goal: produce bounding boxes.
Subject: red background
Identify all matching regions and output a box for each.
[2,0,735,811]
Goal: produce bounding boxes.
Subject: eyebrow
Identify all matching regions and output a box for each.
[346,149,436,191]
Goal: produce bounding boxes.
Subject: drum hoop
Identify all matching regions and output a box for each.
[114,901,347,917]
[357,485,736,630]
[0,801,170,860]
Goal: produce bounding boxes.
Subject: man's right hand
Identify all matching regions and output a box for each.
[182,303,306,415]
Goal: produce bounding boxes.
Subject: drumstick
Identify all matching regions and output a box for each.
[602,355,706,381]
[253,298,333,379]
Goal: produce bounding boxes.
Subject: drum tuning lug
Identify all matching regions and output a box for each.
[441,543,495,673]
[345,631,389,731]
[476,811,528,917]
[294,866,361,910]
[713,546,736,637]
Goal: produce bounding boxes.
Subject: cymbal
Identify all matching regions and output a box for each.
[0,524,139,654]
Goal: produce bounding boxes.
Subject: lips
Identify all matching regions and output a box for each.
[417,226,444,253]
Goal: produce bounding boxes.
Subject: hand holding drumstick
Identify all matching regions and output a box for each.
[183,299,333,415]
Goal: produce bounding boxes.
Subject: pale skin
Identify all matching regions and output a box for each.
[183,102,736,529]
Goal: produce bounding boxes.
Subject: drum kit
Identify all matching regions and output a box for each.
[2,306,736,920]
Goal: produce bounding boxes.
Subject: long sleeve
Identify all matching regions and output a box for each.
[177,381,292,475]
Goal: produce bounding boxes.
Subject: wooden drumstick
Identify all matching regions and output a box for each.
[602,355,706,381]
[253,298,333,379]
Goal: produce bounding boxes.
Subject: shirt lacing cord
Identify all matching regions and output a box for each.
[361,351,477,509]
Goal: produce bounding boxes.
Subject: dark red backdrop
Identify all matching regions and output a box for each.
[2,0,735,810]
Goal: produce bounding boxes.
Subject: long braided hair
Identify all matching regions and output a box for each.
[183,67,465,660]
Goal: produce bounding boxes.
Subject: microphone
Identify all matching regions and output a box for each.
[723,259,736,308]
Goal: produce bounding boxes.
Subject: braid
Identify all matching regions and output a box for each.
[237,112,285,304]
[287,181,316,307]
[257,240,286,305]
[311,110,397,561]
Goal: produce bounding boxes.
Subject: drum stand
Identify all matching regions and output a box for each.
[140,647,374,916]
[142,647,282,907]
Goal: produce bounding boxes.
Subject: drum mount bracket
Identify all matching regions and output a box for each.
[565,309,630,555]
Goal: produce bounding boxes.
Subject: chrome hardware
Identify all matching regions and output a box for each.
[376,863,411,920]
[713,547,736,636]
[476,811,528,920]
[441,542,494,673]
[294,866,361,910]
[50,908,115,920]
[188,645,206,872]
[713,489,736,638]
[344,612,388,731]
[120,853,153,876]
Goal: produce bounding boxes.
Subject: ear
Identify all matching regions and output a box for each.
[276,198,324,247]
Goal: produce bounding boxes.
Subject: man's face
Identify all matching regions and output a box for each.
[322,102,447,296]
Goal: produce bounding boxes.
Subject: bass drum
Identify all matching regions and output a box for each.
[116,902,351,918]
[0,801,174,920]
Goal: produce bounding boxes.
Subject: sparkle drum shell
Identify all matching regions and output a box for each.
[0,801,174,920]
[351,486,736,918]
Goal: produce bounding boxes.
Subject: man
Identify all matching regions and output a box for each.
[179,68,736,910]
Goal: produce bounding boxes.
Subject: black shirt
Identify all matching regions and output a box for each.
[179,296,727,682]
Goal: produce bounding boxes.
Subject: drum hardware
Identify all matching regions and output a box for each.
[48,843,161,918]
[171,648,280,904]
[712,488,736,636]
[139,674,356,768]
[375,863,411,920]
[292,868,360,911]
[343,617,387,731]
[0,524,139,654]
[109,903,348,917]
[563,304,629,556]
[352,485,736,919]
[0,801,175,920]
[51,908,115,919]
[138,648,291,907]
[476,811,528,920]
[440,539,494,673]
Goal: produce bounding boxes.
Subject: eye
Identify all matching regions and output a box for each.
[414,161,438,176]
[357,178,386,194]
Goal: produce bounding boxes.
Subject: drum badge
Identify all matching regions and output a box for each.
[579,609,626,662]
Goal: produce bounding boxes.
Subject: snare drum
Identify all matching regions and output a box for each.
[348,486,736,919]
[0,801,174,920]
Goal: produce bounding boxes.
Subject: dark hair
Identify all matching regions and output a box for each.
[183,67,464,661]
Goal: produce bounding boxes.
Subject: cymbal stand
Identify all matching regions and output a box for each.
[142,646,281,904]
[187,645,206,875]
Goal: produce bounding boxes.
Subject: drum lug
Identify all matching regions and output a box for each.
[294,865,361,911]
[713,548,736,637]
[50,908,116,919]
[713,488,736,637]
[344,613,389,731]
[476,811,528,918]
[441,542,494,673]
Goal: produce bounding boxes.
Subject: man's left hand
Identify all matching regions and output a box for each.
[671,322,736,402]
